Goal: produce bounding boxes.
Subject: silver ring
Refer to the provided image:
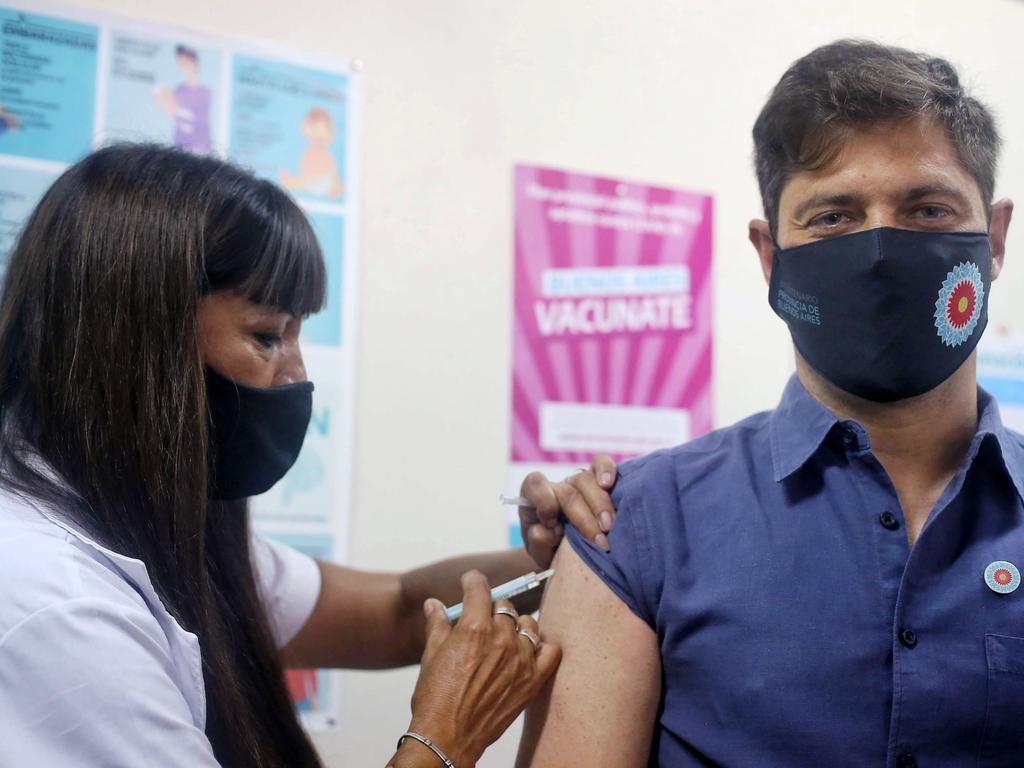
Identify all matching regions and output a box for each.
[517,628,540,651]
[494,607,518,626]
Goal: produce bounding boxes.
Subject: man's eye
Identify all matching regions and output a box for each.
[917,205,949,220]
[810,212,850,229]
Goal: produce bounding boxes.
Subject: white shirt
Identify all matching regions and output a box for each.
[0,487,322,767]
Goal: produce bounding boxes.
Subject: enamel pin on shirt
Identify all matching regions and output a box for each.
[984,561,1021,594]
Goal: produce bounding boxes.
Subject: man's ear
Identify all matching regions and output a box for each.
[748,219,775,285]
[989,199,1013,281]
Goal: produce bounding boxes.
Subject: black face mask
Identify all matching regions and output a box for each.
[205,365,314,500]
[769,227,992,402]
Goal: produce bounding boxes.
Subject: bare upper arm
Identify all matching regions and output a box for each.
[281,561,412,669]
[516,538,662,767]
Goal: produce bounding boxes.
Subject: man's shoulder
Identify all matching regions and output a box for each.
[1001,425,1024,448]
[615,409,775,494]
[997,425,1024,477]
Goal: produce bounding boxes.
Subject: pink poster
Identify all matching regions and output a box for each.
[507,164,712,541]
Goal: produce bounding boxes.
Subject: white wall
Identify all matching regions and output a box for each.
[66,0,1024,763]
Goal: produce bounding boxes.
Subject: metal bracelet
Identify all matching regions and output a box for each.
[396,731,456,767]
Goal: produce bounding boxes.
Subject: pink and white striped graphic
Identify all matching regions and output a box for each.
[511,164,713,467]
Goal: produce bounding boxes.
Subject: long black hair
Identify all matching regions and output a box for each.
[0,144,326,766]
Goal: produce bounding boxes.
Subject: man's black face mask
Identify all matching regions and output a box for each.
[769,227,992,402]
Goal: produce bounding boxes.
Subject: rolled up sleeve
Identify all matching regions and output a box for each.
[250,533,323,647]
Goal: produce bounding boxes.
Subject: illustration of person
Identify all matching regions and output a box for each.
[154,45,213,153]
[279,108,343,198]
[0,104,20,134]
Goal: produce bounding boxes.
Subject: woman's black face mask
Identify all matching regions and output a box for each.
[205,365,313,500]
[769,227,992,402]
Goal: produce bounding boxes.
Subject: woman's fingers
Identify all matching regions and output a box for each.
[533,634,563,681]
[513,614,561,690]
[590,454,618,490]
[517,613,540,635]
[519,459,619,568]
[520,471,561,527]
[516,618,540,663]
[520,471,566,569]
[526,523,562,562]
[492,599,519,631]
[408,574,564,765]
[566,470,616,532]
[555,477,608,551]
[421,598,451,662]
[459,570,493,626]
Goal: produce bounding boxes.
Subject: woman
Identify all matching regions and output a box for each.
[0,144,616,767]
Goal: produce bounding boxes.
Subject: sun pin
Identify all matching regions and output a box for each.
[984,561,1021,595]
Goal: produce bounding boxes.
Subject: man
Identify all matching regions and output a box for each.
[154,45,213,154]
[517,41,1021,767]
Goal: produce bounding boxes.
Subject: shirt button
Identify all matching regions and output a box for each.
[899,628,918,649]
[897,754,918,768]
[879,511,900,530]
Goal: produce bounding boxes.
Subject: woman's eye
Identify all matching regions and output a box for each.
[254,332,283,349]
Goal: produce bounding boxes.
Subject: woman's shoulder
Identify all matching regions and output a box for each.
[0,488,213,759]
[0,489,160,638]
[0,493,217,764]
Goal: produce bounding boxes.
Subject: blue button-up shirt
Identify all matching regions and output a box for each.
[566,375,1024,767]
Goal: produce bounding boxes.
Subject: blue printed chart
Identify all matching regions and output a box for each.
[0,8,97,164]
[0,0,361,733]
[230,56,348,204]
[0,165,58,261]
[102,32,224,153]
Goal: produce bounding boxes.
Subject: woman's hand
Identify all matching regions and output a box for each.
[519,455,618,569]
[389,571,561,768]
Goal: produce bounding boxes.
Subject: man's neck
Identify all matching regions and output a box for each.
[796,353,980,545]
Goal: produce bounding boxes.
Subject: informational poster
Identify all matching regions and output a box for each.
[273,533,336,722]
[102,32,223,152]
[507,165,713,543]
[0,0,360,732]
[979,332,1024,433]
[230,56,347,203]
[0,7,98,164]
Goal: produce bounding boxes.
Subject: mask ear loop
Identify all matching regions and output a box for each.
[770,236,784,287]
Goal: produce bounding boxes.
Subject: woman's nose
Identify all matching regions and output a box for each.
[273,342,307,386]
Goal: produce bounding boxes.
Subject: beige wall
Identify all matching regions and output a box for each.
[65,0,1024,763]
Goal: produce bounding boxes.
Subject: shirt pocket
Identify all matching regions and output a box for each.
[978,633,1024,766]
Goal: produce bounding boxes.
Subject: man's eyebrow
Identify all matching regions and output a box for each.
[791,193,866,222]
[902,184,973,208]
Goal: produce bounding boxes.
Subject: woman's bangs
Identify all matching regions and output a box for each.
[232,184,327,318]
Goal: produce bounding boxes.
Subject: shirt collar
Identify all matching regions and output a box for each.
[769,375,840,483]
[977,386,1024,504]
[769,374,1024,504]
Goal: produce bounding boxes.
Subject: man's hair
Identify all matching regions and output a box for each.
[753,40,1001,234]
[175,44,199,61]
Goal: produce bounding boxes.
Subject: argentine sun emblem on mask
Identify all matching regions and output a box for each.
[934,261,984,347]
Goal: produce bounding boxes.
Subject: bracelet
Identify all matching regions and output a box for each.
[396,731,456,767]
